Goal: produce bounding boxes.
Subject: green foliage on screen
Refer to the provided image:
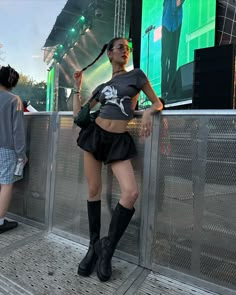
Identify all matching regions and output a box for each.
[140,0,216,107]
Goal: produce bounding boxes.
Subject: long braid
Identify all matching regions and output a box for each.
[81,44,108,72]
[80,37,126,72]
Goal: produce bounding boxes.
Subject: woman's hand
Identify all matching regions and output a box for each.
[141,109,152,138]
[73,70,83,90]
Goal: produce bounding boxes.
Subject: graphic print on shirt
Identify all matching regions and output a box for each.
[101,86,130,116]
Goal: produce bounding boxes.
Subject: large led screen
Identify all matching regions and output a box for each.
[140,0,216,107]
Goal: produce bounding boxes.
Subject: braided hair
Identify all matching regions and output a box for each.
[0,64,19,89]
[81,37,126,71]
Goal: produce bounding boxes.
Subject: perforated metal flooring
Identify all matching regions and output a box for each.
[0,222,220,295]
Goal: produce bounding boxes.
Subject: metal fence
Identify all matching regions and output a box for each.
[10,111,236,294]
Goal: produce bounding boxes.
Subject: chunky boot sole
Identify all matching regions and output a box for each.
[94,239,112,282]
[77,256,97,277]
[0,220,18,234]
[96,266,110,282]
[77,246,98,277]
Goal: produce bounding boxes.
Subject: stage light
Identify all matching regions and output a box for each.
[95,7,103,18]
[70,28,76,33]
[128,41,133,50]
[80,16,85,22]
[53,52,59,61]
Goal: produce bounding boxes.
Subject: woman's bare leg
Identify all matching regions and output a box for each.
[84,151,102,201]
[95,160,138,281]
[111,159,139,209]
[77,151,102,276]
[0,184,13,218]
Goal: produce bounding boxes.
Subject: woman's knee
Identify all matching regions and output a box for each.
[122,189,139,204]
[88,183,101,200]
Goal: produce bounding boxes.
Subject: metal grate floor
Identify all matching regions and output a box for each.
[0,221,220,295]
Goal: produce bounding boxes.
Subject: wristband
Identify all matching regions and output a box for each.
[72,88,81,94]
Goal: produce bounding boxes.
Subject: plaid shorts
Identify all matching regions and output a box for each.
[0,147,20,184]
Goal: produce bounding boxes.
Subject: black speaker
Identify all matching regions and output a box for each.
[130,0,142,69]
[192,44,236,109]
[176,62,194,98]
[165,62,193,103]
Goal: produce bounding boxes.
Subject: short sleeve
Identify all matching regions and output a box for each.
[136,69,148,90]
[92,83,105,102]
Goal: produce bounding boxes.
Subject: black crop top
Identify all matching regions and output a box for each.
[92,68,148,120]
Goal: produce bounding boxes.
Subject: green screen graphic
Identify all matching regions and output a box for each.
[46,67,55,112]
[140,0,216,107]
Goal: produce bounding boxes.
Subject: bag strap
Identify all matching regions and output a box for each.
[86,87,102,105]
[88,92,98,104]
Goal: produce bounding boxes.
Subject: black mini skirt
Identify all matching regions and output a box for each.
[77,122,137,164]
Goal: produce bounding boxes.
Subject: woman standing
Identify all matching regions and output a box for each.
[73,37,163,281]
[0,65,26,234]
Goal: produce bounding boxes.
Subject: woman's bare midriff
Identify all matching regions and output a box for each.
[95,116,129,133]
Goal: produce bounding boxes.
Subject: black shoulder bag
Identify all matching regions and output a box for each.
[74,91,100,128]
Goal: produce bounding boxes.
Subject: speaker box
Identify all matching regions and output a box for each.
[192,44,236,109]
[215,0,236,45]
[165,62,193,103]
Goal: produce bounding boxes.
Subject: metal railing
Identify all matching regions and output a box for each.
[9,110,236,295]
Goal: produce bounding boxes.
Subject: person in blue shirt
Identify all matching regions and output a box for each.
[161,0,185,99]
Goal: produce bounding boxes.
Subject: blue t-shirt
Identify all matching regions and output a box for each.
[93,68,148,120]
[162,0,185,32]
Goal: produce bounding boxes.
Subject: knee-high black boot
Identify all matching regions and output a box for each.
[78,200,101,276]
[95,202,135,281]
